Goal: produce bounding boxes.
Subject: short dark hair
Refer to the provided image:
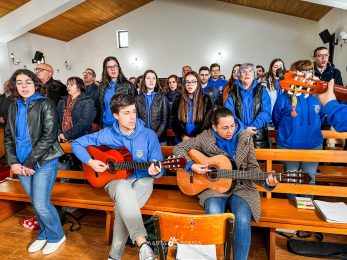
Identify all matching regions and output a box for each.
[210,63,220,71]
[110,94,135,114]
[313,46,328,57]
[256,65,265,72]
[9,69,47,100]
[211,106,234,126]
[66,77,85,92]
[85,68,96,77]
[199,66,209,73]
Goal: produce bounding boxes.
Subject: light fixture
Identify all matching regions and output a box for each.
[65,61,71,71]
[10,53,20,65]
[340,31,347,44]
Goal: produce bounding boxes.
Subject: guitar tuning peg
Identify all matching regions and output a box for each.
[304,93,309,98]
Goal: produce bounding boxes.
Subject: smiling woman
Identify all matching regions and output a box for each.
[4,69,66,255]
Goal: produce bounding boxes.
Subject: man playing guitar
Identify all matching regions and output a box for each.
[173,107,278,260]
[72,94,161,260]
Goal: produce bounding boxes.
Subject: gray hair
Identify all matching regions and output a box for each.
[237,63,256,78]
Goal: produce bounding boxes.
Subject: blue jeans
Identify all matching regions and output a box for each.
[18,162,65,242]
[278,144,322,200]
[205,195,251,260]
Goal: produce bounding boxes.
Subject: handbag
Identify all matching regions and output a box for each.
[278,231,347,259]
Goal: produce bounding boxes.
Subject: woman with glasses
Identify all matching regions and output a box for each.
[135,70,169,144]
[99,56,137,127]
[172,71,212,143]
[272,60,325,198]
[225,63,271,148]
[222,63,241,104]
[4,69,65,254]
[174,106,278,260]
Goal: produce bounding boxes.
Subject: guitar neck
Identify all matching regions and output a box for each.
[214,169,281,182]
[317,82,347,101]
[110,161,152,171]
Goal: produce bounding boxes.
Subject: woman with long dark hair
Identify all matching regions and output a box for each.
[98,56,137,127]
[222,63,241,104]
[5,69,65,255]
[172,71,212,143]
[135,70,168,144]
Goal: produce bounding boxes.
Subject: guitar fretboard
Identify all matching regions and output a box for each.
[212,169,282,181]
[109,161,152,171]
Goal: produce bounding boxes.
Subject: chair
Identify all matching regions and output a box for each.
[153,211,234,260]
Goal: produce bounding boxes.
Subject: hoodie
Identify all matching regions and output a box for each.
[212,116,242,161]
[323,100,347,132]
[207,76,228,98]
[272,92,326,149]
[224,80,271,129]
[72,118,164,179]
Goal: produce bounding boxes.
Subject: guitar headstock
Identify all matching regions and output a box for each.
[162,157,187,170]
[278,71,327,97]
[280,171,311,184]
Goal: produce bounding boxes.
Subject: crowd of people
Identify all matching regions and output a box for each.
[1,45,346,260]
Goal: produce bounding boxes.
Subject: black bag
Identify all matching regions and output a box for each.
[279,231,347,259]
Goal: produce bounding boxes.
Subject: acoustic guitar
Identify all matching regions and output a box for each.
[278,70,347,101]
[177,149,311,196]
[82,146,186,187]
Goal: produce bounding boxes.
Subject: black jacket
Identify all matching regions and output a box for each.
[228,83,269,148]
[135,91,168,141]
[166,89,179,128]
[57,93,97,140]
[0,94,12,128]
[314,63,343,86]
[45,78,68,106]
[172,94,212,142]
[5,98,64,169]
[98,80,137,125]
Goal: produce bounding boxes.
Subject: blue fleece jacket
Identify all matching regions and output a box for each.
[71,118,164,179]
[102,81,118,127]
[323,100,347,132]
[15,93,57,166]
[207,76,228,97]
[143,91,157,129]
[224,80,271,129]
[272,92,326,149]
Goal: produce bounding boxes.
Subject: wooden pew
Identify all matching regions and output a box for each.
[0,128,4,158]
[0,144,346,260]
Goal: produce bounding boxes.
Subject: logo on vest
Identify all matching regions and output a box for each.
[135,150,144,158]
[313,105,320,114]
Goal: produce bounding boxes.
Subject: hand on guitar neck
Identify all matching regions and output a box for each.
[317,79,336,106]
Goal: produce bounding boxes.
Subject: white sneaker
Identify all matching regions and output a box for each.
[42,235,66,255]
[28,239,47,253]
[139,243,155,260]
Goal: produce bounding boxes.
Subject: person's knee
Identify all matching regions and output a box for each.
[204,199,224,214]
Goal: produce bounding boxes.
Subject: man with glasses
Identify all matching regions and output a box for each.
[313,47,343,86]
[34,63,67,105]
[174,106,278,260]
[83,68,98,104]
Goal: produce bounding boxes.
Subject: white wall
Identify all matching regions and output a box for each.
[6,33,69,84]
[67,0,318,79]
[318,8,347,84]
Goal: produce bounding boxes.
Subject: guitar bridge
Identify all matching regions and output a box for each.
[189,172,194,184]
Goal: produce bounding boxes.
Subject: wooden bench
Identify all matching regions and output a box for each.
[0,144,347,260]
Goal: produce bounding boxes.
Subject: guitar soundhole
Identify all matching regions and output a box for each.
[106,159,117,173]
[207,167,219,181]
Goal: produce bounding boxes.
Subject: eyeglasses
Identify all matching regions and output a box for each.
[211,69,220,72]
[16,80,34,87]
[83,72,93,76]
[34,68,51,73]
[316,54,329,58]
[217,124,238,132]
[185,80,197,85]
[106,64,119,70]
[240,69,254,75]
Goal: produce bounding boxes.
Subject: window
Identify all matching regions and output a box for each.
[117,30,128,48]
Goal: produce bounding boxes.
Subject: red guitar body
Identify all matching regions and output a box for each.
[83,146,133,188]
